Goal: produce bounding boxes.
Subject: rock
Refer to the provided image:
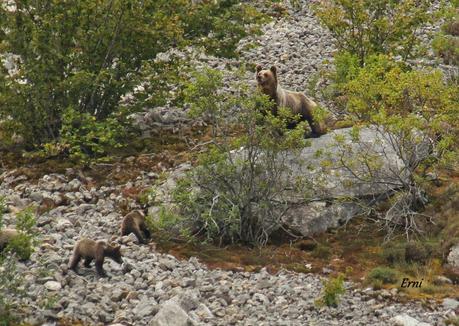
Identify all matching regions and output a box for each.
[133,299,158,318]
[44,281,62,291]
[390,314,432,326]
[170,290,200,312]
[29,191,44,203]
[447,244,459,268]
[433,275,453,285]
[150,301,191,326]
[65,179,81,192]
[442,298,459,310]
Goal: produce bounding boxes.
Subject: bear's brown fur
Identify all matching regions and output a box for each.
[256,65,326,136]
[68,238,122,277]
[120,210,151,244]
[0,228,19,251]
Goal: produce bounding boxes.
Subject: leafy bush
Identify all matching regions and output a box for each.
[170,68,310,246]
[313,0,433,65]
[433,2,459,66]
[315,273,346,307]
[0,252,25,325]
[58,107,128,162]
[367,266,400,285]
[382,242,406,265]
[333,55,458,237]
[0,200,37,322]
[311,244,332,259]
[0,0,267,155]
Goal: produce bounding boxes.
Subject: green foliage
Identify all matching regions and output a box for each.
[315,273,346,307]
[311,244,332,259]
[0,253,25,325]
[382,242,406,265]
[5,208,37,261]
[314,0,433,65]
[367,266,400,285]
[0,207,37,322]
[172,69,310,246]
[433,34,459,65]
[184,1,269,58]
[433,2,459,66]
[59,107,128,162]
[0,0,267,156]
[342,55,458,168]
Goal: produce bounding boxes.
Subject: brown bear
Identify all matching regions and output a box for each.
[120,210,151,244]
[68,238,122,277]
[0,228,19,251]
[256,64,326,137]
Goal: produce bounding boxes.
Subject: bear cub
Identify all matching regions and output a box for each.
[120,210,151,244]
[68,238,122,277]
[256,64,326,137]
[0,228,19,251]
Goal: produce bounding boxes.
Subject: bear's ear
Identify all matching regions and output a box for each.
[256,64,262,72]
[270,66,278,80]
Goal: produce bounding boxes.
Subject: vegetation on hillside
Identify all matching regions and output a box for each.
[0,0,268,160]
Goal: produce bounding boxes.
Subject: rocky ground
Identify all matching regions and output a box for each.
[1,1,458,325]
[1,168,458,325]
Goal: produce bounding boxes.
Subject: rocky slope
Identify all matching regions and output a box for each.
[1,1,458,325]
[1,170,457,325]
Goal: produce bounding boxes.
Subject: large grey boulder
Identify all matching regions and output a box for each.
[235,126,429,236]
[151,127,430,237]
[278,127,429,236]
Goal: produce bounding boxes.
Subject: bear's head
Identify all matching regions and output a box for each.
[256,65,278,91]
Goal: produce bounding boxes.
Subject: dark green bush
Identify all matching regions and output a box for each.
[367,266,400,285]
[382,243,406,265]
[0,0,267,157]
[404,241,429,264]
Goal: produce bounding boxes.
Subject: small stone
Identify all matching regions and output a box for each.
[390,314,432,326]
[443,298,459,310]
[151,301,190,326]
[44,281,62,291]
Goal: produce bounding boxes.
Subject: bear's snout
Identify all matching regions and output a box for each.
[257,72,266,84]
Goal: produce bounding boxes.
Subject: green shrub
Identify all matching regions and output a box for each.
[333,54,458,237]
[5,208,37,260]
[313,0,433,65]
[0,206,37,322]
[311,244,332,259]
[171,69,311,246]
[432,33,459,65]
[382,243,406,265]
[0,0,267,154]
[315,273,346,307]
[404,241,429,264]
[58,107,129,162]
[367,266,399,285]
[0,253,25,325]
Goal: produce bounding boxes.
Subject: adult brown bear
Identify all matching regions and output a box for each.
[256,65,326,137]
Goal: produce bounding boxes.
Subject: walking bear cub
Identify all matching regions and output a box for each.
[68,239,122,277]
[256,64,326,137]
[120,210,151,244]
